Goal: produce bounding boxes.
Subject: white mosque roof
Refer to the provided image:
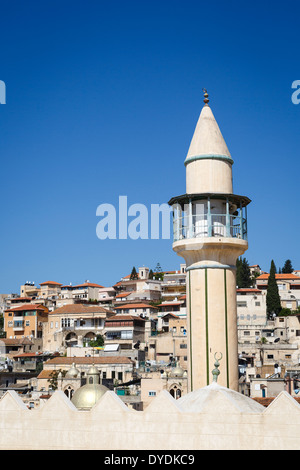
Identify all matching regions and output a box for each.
[177,381,265,414]
[185,103,232,162]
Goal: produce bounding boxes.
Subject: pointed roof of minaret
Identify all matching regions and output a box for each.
[184,90,233,166]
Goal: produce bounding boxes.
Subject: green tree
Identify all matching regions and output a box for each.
[89,334,104,347]
[130,266,138,280]
[153,262,164,281]
[148,269,154,280]
[266,260,282,317]
[236,258,252,288]
[282,259,293,274]
[48,369,67,390]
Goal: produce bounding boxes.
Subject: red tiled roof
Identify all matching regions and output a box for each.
[73,283,104,288]
[256,273,300,280]
[106,315,146,322]
[5,304,47,312]
[49,304,114,315]
[236,288,262,293]
[40,281,63,286]
[114,303,158,310]
[162,312,180,319]
[252,396,300,407]
[0,338,33,346]
[45,356,133,366]
[13,353,42,358]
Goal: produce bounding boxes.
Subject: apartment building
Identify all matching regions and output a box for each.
[237,288,268,344]
[256,273,300,308]
[113,267,162,301]
[4,304,49,342]
[104,314,149,351]
[43,303,115,352]
[161,264,186,301]
[114,303,158,319]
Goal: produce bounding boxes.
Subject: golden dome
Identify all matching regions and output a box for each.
[71,363,109,410]
[171,364,184,378]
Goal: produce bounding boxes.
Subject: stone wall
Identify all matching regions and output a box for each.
[1,387,300,450]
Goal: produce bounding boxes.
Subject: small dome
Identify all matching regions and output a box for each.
[71,363,109,410]
[87,364,100,376]
[71,383,108,410]
[65,363,80,378]
[171,365,184,378]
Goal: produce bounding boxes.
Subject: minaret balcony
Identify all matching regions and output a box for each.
[168,193,251,243]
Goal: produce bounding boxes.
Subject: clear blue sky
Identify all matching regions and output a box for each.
[0,0,300,293]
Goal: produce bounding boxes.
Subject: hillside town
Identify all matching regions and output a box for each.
[1,259,300,410]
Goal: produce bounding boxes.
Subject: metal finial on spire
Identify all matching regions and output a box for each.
[212,352,223,383]
[203,88,209,106]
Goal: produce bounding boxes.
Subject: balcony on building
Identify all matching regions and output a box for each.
[168,193,251,243]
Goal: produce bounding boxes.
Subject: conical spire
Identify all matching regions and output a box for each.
[184,91,233,166]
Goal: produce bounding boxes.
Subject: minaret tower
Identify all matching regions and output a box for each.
[169,91,251,392]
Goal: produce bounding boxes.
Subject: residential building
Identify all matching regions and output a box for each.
[43,303,115,352]
[113,267,162,302]
[104,314,149,351]
[4,304,49,343]
[114,302,158,320]
[59,282,111,304]
[157,299,186,331]
[161,265,186,301]
[237,288,268,344]
[256,273,300,308]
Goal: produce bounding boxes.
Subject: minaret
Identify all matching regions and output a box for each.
[169,91,251,392]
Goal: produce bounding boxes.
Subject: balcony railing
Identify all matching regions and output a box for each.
[173,214,247,242]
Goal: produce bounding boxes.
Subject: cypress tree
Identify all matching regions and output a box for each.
[148,269,154,280]
[130,266,138,280]
[266,260,282,316]
[236,257,252,288]
[282,259,293,274]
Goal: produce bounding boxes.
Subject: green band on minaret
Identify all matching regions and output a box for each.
[184,154,234,167]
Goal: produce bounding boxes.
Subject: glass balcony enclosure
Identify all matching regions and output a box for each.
[168,193,251,243]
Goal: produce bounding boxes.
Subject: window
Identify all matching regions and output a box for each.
[243,331,250,336]
[121,330,133,339]
[148,391,156,397]
[255,302,260,306]
[180,344,187,349]
[118,372,123,381]
[237,301,247,308]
